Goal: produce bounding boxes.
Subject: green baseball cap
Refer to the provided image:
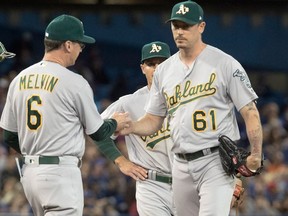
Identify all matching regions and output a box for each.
[45,14,95,44]
[141,41,171,63]
[0,42,16,62]
[166,0,204,25]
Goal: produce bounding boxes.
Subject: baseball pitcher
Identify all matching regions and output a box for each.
[119,1,263,216]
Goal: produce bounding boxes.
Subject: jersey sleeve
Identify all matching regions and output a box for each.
[74,82,104,135]
[225,59,258,111]
[0,80,18,132]
[100,97,125,119]
[145,71,167,117]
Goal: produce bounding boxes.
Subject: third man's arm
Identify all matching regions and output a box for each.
[120,113,165,136]
[240,101,263,169]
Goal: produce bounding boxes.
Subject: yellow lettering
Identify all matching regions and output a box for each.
[166,73,217,114]
[27,74,34,89]
[18,74,59,93]
[34,74,40,89]
[47,77,59,92]
[19,76,26,90]
[44,75,50,90]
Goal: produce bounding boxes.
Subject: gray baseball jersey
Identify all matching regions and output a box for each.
[146,45,258,216]
[102,86,173,173]
[101,86,175,215]
[147,45,258,153]
[0,60,104,157]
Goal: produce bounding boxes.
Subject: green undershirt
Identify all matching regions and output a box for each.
[3,118,122,161]
[89,118,122,162]
[3,130,21,154]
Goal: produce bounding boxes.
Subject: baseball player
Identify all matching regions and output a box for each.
[120,1,263,216]
[0,42,16,62]
[101,41,176,216]
[0,14,147,216]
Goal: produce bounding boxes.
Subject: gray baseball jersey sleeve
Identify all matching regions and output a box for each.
[146,45,258,153]
[0,61,104,157]
[101,86,173,174]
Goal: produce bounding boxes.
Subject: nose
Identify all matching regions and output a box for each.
[152,63,160,69]
[177,28,183,35]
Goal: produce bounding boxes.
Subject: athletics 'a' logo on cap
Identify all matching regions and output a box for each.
[150,44,162,53]
[176,4,189,15]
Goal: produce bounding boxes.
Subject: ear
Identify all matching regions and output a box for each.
[199,21,206,33]
[64,41,72,53]
[140,64,145,75]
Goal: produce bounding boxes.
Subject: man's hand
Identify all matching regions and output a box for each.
[114,156,148,181]
[246,153,263,172]
[231,177,244,209]
[118,121,135,136]
[218,135,263,177]
[111,112,131,132]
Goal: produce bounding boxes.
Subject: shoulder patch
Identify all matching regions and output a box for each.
[233,69,254,93]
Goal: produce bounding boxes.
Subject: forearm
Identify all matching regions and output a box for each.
[133,113,165,136]
[93,137,122,162]
[89,119,117,141]
[240,102,263,155]
[3,129,21,154]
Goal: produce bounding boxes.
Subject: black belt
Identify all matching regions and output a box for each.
[176,146,219,161]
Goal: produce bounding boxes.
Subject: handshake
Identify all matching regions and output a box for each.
[110,111,161,137]
[111,112,133,135]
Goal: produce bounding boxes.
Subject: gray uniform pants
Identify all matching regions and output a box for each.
[173,152,235,216]
[136,179,176,216]
[21,156,83,216]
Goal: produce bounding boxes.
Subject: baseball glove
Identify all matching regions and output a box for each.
[218,135,263,177]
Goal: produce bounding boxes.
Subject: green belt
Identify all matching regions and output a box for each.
[38,156,60,164]
[24,156,60,164]
[155,174,172,184]
[176,146,219,161]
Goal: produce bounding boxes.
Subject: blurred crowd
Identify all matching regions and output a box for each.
[0,35,288,216]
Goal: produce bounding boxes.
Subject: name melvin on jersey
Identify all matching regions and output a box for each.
[19,73,59,92]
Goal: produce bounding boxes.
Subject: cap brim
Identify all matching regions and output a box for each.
[79,35,95,44]
[141,55,168,63]
[166,18,199,25]
[1,51,16,59]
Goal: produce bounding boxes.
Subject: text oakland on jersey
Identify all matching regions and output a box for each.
[166,72,217,115]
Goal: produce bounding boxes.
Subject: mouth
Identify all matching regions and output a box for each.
[176,37,185,42]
